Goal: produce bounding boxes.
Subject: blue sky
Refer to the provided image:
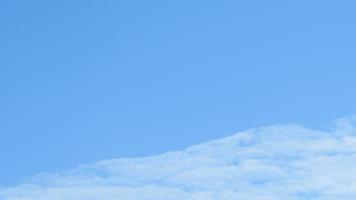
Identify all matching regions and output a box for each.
[1,0,356,187]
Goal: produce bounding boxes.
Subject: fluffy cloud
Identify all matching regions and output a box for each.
[1,116,356,200]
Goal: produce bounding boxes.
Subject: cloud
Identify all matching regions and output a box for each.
[1,116,356,200]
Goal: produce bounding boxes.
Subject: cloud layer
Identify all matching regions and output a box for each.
[2,117,356,200]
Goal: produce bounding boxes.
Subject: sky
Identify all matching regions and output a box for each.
[1,0,356,188]
[1,118,356,199]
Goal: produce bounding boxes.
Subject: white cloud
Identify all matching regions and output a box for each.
[1,116,356,200]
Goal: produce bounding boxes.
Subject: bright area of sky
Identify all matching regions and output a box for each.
[1,0,356,186]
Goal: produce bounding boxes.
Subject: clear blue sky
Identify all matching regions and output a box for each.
[1,0,356,186]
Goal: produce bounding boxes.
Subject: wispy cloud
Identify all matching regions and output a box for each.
[2,116,356,200]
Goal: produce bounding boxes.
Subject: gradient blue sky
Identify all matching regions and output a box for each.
[1,0,356,186]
